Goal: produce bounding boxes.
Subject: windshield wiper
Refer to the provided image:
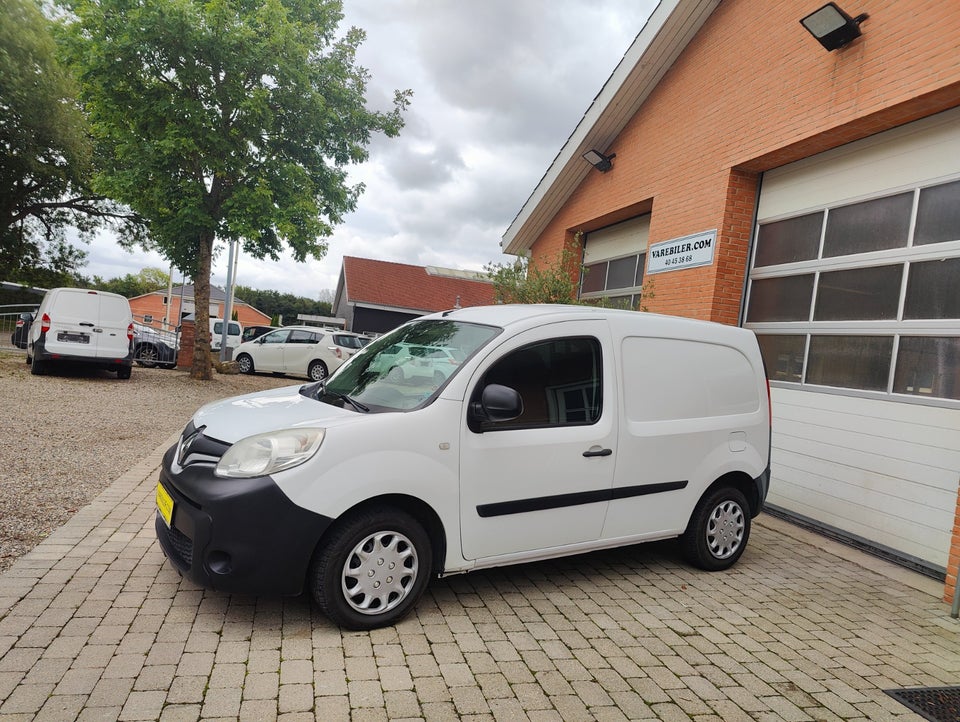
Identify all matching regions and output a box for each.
[332,392,369,413]
[300,381,369,412]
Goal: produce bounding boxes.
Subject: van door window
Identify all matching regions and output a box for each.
[478,337,602,430]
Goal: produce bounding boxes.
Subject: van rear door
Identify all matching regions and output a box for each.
[95,293,134,359]
[43,289,103,358]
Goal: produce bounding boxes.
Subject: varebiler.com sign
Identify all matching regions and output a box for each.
[647,230,716,274]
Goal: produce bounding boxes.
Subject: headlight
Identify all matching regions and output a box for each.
[215,428,325,478]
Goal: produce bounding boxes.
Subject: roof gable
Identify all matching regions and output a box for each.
[502,0,720,254]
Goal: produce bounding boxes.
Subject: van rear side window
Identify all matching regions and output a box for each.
[479,337,602,429]
[622,337,760,421]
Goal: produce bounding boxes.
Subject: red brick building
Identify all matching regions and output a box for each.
[505,0,960,602]
[128,284,270,331]
[333,257,496,335]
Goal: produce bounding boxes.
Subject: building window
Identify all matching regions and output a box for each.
[579,215,649,309]
[745,177,960,404]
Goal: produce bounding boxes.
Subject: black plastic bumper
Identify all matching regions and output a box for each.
[155,445,333,596]
[33,334,133,369]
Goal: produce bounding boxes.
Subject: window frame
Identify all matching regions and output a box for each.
[745,176,960,407]
[471,336,604,432]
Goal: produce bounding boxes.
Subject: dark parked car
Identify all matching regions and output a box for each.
[241,325,275,343]
[133,323,179,369]
[11,312,34,349]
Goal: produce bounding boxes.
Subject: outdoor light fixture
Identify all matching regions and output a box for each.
[582,149,616,172]
[800,2,868,51]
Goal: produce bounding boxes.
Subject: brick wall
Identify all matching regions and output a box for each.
[529,0,960,323]
[129,293,271,329]
[177,320,195,369]
[946,481,960,604]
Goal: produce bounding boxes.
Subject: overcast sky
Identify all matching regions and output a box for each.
[79,0,659,300]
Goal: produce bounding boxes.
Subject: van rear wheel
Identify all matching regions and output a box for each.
[30,355,46,376]
[681,486,750,571]
[310,507,432,630]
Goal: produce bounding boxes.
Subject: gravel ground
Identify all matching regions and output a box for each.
[0,349,295,573]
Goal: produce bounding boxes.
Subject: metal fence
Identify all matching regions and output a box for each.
[0,305,39,353]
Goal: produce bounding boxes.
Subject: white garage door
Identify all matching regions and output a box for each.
[745,106,960,573]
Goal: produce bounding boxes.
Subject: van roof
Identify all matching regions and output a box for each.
[419,304,755,344]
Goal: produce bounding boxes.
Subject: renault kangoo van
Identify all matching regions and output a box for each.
[156,305,771,629]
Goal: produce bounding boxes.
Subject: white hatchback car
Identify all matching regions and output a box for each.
[234,325,345,381]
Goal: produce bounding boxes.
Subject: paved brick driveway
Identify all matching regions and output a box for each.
[1,434,958,721]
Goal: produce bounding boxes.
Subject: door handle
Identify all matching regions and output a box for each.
[79,322,95,327]
[583,447,612,458]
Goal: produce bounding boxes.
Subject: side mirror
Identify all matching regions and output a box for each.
[469,384,523,430]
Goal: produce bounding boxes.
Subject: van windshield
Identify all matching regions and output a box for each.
[310,319,500,411]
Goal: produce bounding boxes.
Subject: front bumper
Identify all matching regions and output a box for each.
[155,444,333,596]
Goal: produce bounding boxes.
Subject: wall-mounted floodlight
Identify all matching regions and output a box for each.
[582,149,616,172]
[800,2,868,51]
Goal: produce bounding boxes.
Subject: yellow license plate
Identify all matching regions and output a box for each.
[156,483,174,527]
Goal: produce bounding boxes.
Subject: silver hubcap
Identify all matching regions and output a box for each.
[342,530,418,615]
[706,500,745,559]
[310,364,326,381]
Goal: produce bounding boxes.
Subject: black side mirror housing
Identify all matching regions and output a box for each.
[468,384,523,431]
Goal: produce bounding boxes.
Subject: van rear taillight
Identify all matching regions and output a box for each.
[40,313,51,333]
[127,322,134,342]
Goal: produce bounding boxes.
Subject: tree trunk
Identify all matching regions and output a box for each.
[190,231,215,380]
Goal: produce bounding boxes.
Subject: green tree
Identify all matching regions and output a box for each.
[486,233,655,311]
[91,267,170,297]
[62,0,410,379]
[0,0,141,287]
[485,237,584,305]
[234,284,332,322]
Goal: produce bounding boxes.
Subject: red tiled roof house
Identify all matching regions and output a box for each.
[333,257,495,334]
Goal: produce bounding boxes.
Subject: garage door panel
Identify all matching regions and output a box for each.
[773,419,960,483]
[766,475,951,568]
[771,448,958,516]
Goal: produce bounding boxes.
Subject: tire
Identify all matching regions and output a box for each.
[236,354,254,374]
[134,344,159,368]
[117,365,132,380]
[159,363,177,370]
[30,355,46,376]
[680,486,750,571]
[310,507,432,630]
[308,360,328,382]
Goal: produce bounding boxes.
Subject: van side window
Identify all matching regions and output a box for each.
[479,337,602,430]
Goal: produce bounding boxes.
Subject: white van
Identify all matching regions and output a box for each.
[209,317,242,352]
[28,287,133,378]
[156,305,770,629]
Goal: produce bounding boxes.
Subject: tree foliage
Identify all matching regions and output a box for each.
[0,0,142,287]
[61,0,410,378]
[89,267,171,298]
[486,234,655,311]
[234,284,332,323]
[485,237,584,305]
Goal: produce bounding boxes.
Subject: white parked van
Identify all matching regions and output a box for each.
[209,318,242,352]
[156,305,771,629]
[28,287,134,378]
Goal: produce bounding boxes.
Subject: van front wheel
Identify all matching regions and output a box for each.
[681,486,750,571]
[310,507,432,630]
